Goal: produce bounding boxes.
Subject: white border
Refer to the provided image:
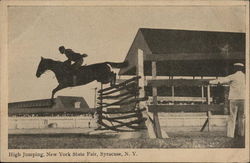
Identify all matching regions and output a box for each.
[1,0,249,162]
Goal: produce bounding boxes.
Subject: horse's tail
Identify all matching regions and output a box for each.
[105,61,128,68]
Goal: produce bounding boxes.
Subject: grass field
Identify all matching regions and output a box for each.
[8,131,244,149]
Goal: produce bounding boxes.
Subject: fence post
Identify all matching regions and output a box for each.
[15,119,18,129]
[207,85,211,131]
[74,117,77,128]
[137,49,156,138]
[201,76,204,103]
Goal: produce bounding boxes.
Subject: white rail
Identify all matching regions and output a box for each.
[8,116,98,129]
[148,96,213,103]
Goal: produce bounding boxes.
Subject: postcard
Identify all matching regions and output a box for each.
[0,0,249,162]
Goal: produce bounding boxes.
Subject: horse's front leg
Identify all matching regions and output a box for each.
[50,84,66,106]
[110,72,116,86]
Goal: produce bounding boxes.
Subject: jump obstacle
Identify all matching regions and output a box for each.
[95,50,169,138]
[96,76,148,132]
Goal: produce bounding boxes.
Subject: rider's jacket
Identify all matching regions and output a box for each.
[64,49,84,62]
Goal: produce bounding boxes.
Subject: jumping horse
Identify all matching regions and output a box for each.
[36,57,128,105]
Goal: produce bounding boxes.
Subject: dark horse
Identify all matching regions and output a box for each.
[36,57,128,104]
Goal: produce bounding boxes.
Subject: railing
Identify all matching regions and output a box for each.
[148,96,212,104]
[9,116,96,129]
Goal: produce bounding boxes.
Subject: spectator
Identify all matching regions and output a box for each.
[209,63,245,137]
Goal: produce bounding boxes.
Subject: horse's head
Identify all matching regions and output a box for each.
[36,57,49,78]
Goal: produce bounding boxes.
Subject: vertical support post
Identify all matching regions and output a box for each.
[152,61,162,138]
[137,49,156,138]
[171,86,175,103]
[207,85,211,131]
[152,61,157,105]
[201,86,204,103]
[74,117,77,128]
[207,85,211,105]
[15,119,18,129]
[137,49,145,101]
[201,76,204,103]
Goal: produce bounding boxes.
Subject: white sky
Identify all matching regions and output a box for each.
[8,6,245,107]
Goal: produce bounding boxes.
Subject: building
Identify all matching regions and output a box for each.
[8,96,93,116]
[118,28,245,133]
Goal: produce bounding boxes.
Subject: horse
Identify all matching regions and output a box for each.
[36,57,128,105]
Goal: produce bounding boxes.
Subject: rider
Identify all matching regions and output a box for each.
[59,46,88,84]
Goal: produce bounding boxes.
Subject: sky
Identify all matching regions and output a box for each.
[8,6,246,107]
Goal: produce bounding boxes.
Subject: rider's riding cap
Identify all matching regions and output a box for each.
[59,46,65,54]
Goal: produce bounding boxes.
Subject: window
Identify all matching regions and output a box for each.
[74,101,81,108]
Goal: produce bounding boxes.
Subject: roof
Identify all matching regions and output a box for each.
[8,96,91,115]
[140,28,245,54]
[119,28,245,76]
[9,99,51,108]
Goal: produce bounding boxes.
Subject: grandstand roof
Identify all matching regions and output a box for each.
[119,28,245,76]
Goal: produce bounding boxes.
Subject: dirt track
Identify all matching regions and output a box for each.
[8,131,244,149]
